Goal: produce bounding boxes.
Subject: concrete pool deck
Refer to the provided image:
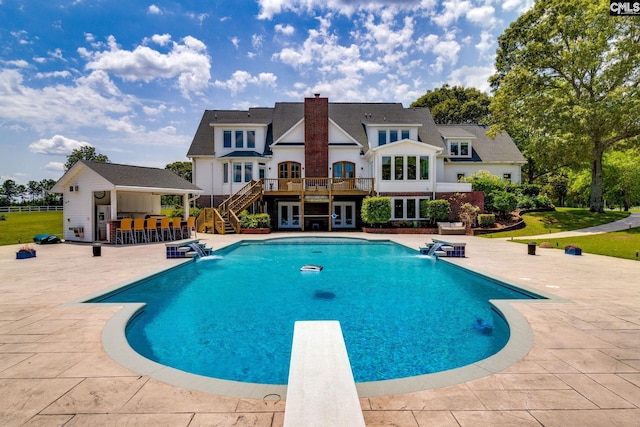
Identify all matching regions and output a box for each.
[1,233,638,426]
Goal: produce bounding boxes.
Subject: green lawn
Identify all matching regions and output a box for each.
[482,208,631,239]
[0,212,63,246]
[515,228,640,261]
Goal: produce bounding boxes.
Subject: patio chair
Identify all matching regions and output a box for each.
[132,218,148,244]
[170,217,183,240]
[115,218,133,245]
[157,217,172,241]
[145,217,159,242]
[183,216,196,238]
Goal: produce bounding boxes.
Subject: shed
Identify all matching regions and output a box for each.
[51,160,202,242]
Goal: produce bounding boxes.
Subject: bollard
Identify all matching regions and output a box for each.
[93,243,102,257]
[528,242,536,255]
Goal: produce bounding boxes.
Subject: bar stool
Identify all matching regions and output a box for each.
[157,217,171,241]
[115,218,133,245]
[183,216,196,238]
[132,218,147,244]
[145,217,159,242]
[170,217,183,240]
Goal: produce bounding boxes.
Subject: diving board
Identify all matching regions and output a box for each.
[283,321,365,427]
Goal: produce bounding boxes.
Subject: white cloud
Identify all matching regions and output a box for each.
[502,0,534,13]
[466,5,497,28]
[143,104,167,116]
[431,0,471,28]
[252,34,264,50]
[81,34,211,98]
[148,4,162,15]
[29,135,91,155]
[275,24,295,36]
[231,37,240,49]
[45,162,65,172]
[214,70,277,95]
[257,0,432,20]
[3,59,29,68]
[416,31,461,73]
[35,70,72,79]
[148,33,172,46]
[475,31,493,57]
[0,68,134,134]
[448,65,494,92]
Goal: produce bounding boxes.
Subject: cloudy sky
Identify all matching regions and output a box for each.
[0,0,533,186]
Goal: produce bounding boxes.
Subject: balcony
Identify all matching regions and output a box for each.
[263,178,374,197]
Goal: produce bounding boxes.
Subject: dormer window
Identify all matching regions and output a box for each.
[377,128,413,147]
[222,129,257,149]
[449,141,471,158]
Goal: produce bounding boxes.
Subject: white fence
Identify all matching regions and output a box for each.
[0,206,63,213]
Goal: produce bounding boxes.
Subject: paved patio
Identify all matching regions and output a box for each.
[1,232,638,426]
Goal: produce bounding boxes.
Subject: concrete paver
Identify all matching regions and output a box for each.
[1,231,639,426]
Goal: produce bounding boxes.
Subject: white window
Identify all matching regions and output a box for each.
[381,155,430,181]
[392,197,429,220]
[449,140,472,158]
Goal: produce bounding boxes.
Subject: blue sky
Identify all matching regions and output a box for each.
[0,0,533,186]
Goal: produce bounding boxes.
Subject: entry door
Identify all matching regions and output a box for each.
[332,202,355,229]
[279,202,301,228]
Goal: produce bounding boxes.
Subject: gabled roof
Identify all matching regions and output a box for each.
[437,124,526,163]
[52,160,202,192]
[187,108,273,157]
[188,102,445,156]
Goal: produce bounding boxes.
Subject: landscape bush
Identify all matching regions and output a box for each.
[361,196,391,227]
[239,210,271,228]
[420,199,451,223]
[477,213,496,227]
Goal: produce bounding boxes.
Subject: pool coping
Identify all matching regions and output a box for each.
[67,236,569,400]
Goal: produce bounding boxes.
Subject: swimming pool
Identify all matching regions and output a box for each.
[90,237,543,389]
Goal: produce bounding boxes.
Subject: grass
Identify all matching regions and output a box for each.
[515,228,640,261]
[482,207,631,239]
[0,212,63,246]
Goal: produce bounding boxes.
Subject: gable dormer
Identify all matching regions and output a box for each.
[437,127,476,159]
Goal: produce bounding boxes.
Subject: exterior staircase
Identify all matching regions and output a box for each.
[196,180,263,234]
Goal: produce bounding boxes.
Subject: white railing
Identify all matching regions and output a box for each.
[0,206,63,213]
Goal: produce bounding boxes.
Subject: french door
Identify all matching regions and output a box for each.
[332,202,355,229]
[279,202,301,228]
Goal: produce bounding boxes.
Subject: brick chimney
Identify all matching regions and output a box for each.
[304,94,329,178]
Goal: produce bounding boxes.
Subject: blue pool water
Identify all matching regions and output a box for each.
[91,237,540,384]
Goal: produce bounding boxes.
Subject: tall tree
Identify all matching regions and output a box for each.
[1,179,18,204]
[165,161,192,182]
[490,0,640,212]
[64,146,110,171]
[411,84,491,124]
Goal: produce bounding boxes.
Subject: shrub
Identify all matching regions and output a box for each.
[490,191,518,217]
[420,199,451,223]
[239,210,271,229]
[517,195,536,210]
[477,213,495,227]
[361,196,391,226]
[0,214,6,221]
[534,194,553,208]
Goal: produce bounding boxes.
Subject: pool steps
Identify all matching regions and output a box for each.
[284,321,366,427]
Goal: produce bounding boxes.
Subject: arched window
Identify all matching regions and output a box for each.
[332,161,355,179]
[278,161,301,179]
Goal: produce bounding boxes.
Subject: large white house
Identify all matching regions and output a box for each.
[187,95,525,231]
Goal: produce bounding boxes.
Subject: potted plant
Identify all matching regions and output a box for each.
[16,244,37,259]
[564,244,582,256]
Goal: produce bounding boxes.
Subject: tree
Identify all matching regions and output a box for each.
[411,84,491,124]
[64,146,110,171]
[1,179,18,204]
[603,149,640,211]
[165,161,192,182]
[490,0,640,212]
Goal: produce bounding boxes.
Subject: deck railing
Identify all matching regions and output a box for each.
[262,178,373,195]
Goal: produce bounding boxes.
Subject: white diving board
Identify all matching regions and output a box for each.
[283,321,366,427]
